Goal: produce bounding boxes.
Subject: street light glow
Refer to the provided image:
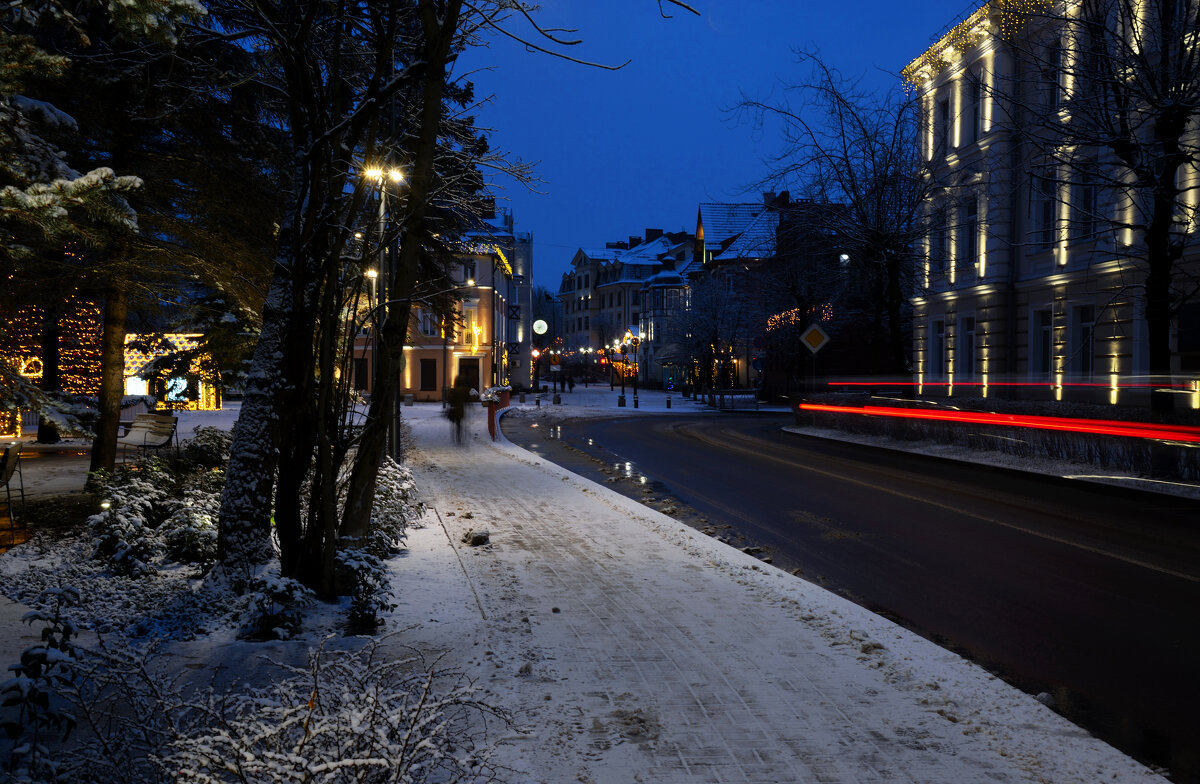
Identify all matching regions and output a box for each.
[365,269,378,279]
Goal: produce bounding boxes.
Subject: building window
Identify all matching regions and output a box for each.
[418,308,438,338]
[463,303,478,345]
[1046,44,1063,111]
[930,320,947,379]
[352,358,368,391]
[967,75,982,144]
[930,208,948,273]
[937,97,951,157]
[461,260,476,283]
[1071,168,1099,241]
[1032,308,1054,377]
[1071,305,1095,377]
[957,316,976,379]
[1179,302,1200,371]
[958,199,979,274]
[419,358,437,391]
[617,291,623,307]
[1030,175,1056,250]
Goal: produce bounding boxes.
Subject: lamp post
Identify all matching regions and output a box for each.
[630,335,640,407]
[617,340,627,407]
[365,268,378,396]
[363,164,404,458]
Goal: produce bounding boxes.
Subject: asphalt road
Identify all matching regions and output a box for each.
[501,412,1200,782]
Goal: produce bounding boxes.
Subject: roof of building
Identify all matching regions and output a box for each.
[696,203,766,246]
[713,208,779,262]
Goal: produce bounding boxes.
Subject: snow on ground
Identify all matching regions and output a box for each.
[0,391,1175,782]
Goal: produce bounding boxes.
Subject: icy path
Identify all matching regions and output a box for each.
[402,406,1159,784]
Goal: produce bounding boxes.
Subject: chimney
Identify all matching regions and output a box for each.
[645,228,664,242]
[762,191,776,206]
[629,235,642,248]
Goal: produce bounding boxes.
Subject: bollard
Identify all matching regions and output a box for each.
[666,395,671,409]
[404,393,414,407]
[553,394,561,404]
[633,396,638,408]
[535,396,540,407]
[519,392,526,404]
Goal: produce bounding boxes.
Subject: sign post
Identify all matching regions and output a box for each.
[800,324,830,393]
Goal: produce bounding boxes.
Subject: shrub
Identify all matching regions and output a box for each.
[181,426,233,469]
[237,575,315,641]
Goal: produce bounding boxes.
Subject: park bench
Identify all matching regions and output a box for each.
[706,389,760,411]
[116,413,178,458]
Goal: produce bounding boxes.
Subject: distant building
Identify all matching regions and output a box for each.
[358,206,533,401]
[558,229,695,387]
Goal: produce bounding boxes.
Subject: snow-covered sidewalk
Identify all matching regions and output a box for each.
[397,400,1158,783]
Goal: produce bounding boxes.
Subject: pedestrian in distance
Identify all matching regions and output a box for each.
[446,375,469,445]
[567,375,575,393]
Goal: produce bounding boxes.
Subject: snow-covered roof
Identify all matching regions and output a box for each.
[713,209,779,262]
[697,203,765,246]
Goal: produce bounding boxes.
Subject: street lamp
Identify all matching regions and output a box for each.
[362,164,405,458]
[630,335,640,407]
[365,268,378,396]
[617,339,628,407]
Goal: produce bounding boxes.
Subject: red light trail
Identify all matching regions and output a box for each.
[796,403,1200,443]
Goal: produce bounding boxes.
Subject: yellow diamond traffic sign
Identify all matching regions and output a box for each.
[801,323,830,354]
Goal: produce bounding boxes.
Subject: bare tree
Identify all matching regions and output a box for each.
[994,0,1200,413]
[739,53,933,377]
[212,0,700,594]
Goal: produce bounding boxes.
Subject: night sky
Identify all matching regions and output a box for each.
[455,1,975,290]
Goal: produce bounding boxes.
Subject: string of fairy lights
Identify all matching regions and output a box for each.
[4,292,103,396]
[903,0,1055,85]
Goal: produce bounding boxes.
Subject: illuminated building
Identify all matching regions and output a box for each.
[123,334,221,410]
[354,204,532,401]
[906,1,1200,406]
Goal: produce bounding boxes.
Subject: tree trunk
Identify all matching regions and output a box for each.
[216,271,291,584]
[36,306,62,444]
[340,0,463,542]
[89,278,127,473]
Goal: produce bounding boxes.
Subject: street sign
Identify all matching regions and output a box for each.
[801,323,830,354]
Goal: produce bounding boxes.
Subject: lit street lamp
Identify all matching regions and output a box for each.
[617,339,627,407]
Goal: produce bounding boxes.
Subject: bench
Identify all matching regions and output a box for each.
[706,389,760,411]
[116,413,178,457]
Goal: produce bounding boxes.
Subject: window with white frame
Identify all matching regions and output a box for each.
[929,208,948,273]
[418,308,439,338]
[958,198,979,275]
[1071,166,1100,241]
[1030,174,1057,250]
[463,303,479,345]
[1070,304,1095,377]
[957,316,976,379]
[1032,308,1054,377]
[937,96,952,158]
[966,73,982,145]
[930,319,947,379]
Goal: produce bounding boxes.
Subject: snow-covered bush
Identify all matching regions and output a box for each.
[238,574,315,641]
[160,636,507,783]
[180,425,232,469]
[335,456,424,631]
[337,544,395,632]
[87,464,173,577]
[370,456,425,549]
[1,587,81,783]
[159,488,219,570]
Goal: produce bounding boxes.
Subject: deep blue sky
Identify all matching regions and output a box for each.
[456,1,974,290]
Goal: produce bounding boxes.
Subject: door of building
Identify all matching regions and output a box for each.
[458,357,481,394]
